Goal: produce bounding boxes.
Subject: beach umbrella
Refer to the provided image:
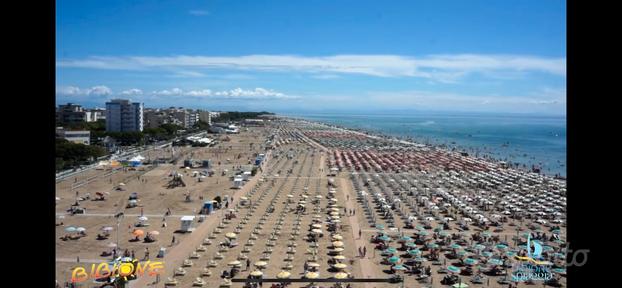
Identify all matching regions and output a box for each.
[333,248,345,253]
[334,272,349,279]
[474,244,486,250]
[308,262,320,268]
[450,244,463,250]
[413,257,426,262]
[228,260,241,266]
[138,216,148,221]
[250,270,263,277]
[102,226,114,231]
[132,229,144,237]
[375,224,385,230]
[495,244,508,250]
[405,242,417,248]
[552,268,566,274]
[463,258,478,266]
[76,227,86,232]
[254,261,268,268]
[416,230,429,236]
[148,231,160,236]
[392,264,407,271]
[452,284,469,288]
[277,271,291,279]
[447,265,461,274]
[388,256,400,264]
[456,250,468,257]
[505,251,517,257]
[332,235,343,240]
[426,243,439,249]
[65,226,77,233]
[225,232,237,239]
[408,249,422,256]
[383,247,397,254]
[488,259,503,266]
[311,229,323,234]
[332,241,344,247]
[333,263,347,269]
[400,236,413,242]
[305,272,319,279]
[333,255,346,260]
[378,235,391,242]
[312,224,322,229]
[482,251,494,257]
[118,183,125,186]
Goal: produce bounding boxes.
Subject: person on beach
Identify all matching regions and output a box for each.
[144,247,149,260]
[246,259,251,271]
[359,229,362,239]
[363,246,367,257]
[171,236,176,245]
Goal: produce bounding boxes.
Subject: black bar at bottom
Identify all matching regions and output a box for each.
[231,278,398,283]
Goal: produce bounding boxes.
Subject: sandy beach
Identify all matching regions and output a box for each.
[56,119,566,288]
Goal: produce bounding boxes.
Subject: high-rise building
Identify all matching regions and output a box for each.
[188,110,200,127]
[56,103,86,124]
[105,99,144,132]
[198,110,212,125]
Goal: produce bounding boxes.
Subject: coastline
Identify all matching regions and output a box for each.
[278,114,566,181]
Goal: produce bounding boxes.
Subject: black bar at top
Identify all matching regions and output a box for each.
[231,278,398,283]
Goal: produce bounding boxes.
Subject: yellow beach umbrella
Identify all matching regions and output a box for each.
[250,270,263,277]
[334,272,348,279]
[225,232,237,239]
[305,271,319,279]
[332,241,344,247]
[276,271,291,279]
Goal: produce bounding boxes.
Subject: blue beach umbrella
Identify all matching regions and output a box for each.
[464,258,478,266]
[447,265,461,274]
[400,236,413,242]
[405,242,417,248]
[408,249,422,256]
[416,230,429,236]
[427,243,439,249]
[378,235,391,242]
[450,243,463,249]
[495,244,508,250]
[439,231,449,237]
[488,259,503,266]
[474,244,486,250]
[482,251,494,257]
[543,246,555,252]
[393,264,407,271]
[65,226,77,233]
[505,251,517,257]
[388,256,401,264]
[375,224,385,230]
[384,247,397,254]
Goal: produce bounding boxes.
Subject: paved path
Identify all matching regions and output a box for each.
[129,151,271,288]
[340,176,384,288]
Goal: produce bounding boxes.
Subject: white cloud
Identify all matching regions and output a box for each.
[150,87,297,100]
[58,54,566,81]
[56,85,112,96]
[121,88,143,95]
[311,74,341,79]
[189,10,209,16]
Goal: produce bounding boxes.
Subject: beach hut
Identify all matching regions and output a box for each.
[233,176,244,189]
[202,201,215,214]
[180,216,196,232]
[242,171,252,181]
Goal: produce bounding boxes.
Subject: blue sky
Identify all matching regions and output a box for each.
[56,0,566,115]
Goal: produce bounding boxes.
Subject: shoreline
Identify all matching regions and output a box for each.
[279,114,566,181]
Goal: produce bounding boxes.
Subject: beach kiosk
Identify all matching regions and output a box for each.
[202,201,215,214]
[242,171,252,181]
[233,176,244,189]
[180,216,196,232]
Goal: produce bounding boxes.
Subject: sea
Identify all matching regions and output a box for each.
[283,112,566,177]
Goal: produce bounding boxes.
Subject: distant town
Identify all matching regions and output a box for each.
[56,99,274,172]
